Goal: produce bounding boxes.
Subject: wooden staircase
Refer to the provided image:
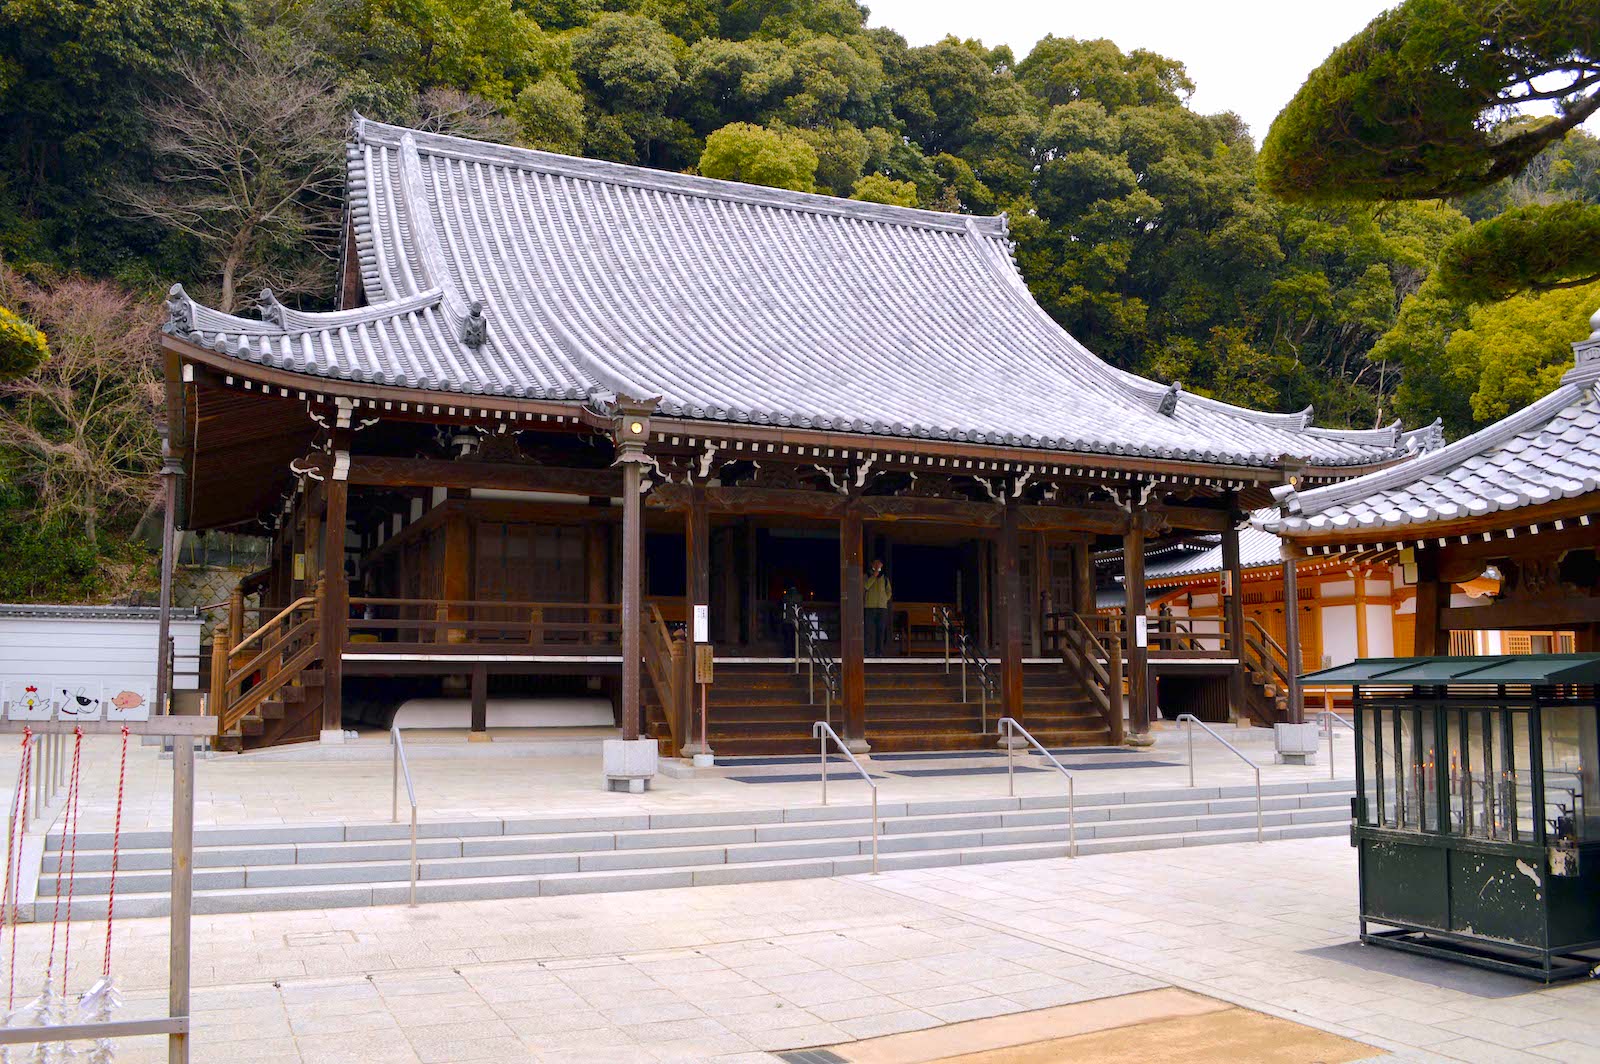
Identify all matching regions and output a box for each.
[1239,617,1293,726]
[209,592,326,752]
[644,658,1113,757]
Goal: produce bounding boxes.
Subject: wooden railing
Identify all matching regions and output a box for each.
[210,592,322,736]
[346,598,623,652]
[1242,618,1292,689]
[642,604,684,750]
[1047,610,1124,745]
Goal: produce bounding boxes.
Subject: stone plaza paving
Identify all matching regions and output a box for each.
[2,834,1595,1063]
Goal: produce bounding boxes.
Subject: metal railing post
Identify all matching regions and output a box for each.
[1177,714,1261,843]
[961,657,967,702]
[392,732,399,823]
[808,658,814,705]
[812,721,876,873]
[981,688,987,736]
[409,804,418,907]
[998,718,1076,857]
[819,729,828,806]
[1327,709,1335,781]
[1187,718,1195,788]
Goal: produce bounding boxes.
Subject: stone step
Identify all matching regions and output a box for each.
[37,790,1353,892]
[36,819,1350,918]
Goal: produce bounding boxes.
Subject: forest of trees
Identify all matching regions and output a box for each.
[1,0,1598,600]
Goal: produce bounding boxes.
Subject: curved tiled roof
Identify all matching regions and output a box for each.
[1262,342,1600,537]
[165,117,1431,471]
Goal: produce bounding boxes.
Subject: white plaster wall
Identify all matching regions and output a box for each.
[1321,604,1359,668]
[1364,604,1394,657]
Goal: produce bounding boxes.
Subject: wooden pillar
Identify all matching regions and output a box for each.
[469,663,488,737]
[321,475,348,736]
[1413,548,1446,657]
[620,459,643,742]
[441,507,470,643]
[999,505,1025,726]
[839,505,868,751]
[1280,547,1304,724]
[741,520,760,647]
[1029,531,1048,657]
[1123,519,1150,738]
[1221,508,1247,721]
[1072,537,1095,617]
[681,486,710,753]
[977,539,992,651]
[227,582,245,648]
[1354,568,1369,658]
[586,522,608,646]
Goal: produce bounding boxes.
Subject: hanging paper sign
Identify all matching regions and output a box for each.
[692,604,709,644]
[104,681,153,722]
[1134,615,1148,649]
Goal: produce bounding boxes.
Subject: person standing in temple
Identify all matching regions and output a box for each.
[864,559,893,656]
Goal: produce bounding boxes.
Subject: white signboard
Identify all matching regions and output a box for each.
[1134,615,1148,649]
[692,604,709,644]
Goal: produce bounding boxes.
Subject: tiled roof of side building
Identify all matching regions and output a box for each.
[163,117,1435,471]
[1261,333,1600,537]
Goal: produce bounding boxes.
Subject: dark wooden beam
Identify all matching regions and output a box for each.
[470,664,488,736]
[1441,596,1600,631]
[348,455,621,496]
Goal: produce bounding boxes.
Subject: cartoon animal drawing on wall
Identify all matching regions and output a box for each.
[105,687,150,722]
[60,686,104,721]
[7,683,53,721]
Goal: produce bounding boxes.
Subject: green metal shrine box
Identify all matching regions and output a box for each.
[1305,655,1600,981]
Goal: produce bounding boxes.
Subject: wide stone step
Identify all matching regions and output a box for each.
[36,818,1351,918]
[38,788,1354,887]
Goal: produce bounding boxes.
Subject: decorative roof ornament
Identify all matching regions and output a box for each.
[259,288,288,328]
[164,284,195,336]
[1157,381,1182,417]
[461,301,487,349]
[1405,418,1445,454]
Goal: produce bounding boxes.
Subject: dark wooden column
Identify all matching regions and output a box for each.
[839,504,868,751]
[321,474,348,736]
[441,506,470,644]
[619,458,643,742]
[1072,537,1095,617]
[469,663,488,736]
[682,485,710,753]
[999,505,1025,726]
[1123,518,1150,739]
[1029,531,1048,656]
[1221,505,1247,721]
[1280,545,1304,723]
[741,520,760,647]
[1413,547,1445,658]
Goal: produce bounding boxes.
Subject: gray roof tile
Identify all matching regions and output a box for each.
[165,117,1434,470]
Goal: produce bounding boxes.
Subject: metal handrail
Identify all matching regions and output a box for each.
[812,721,877,874]
[936,606,997,732]
[1174,713,1262,843]
[390,725,419,906]
[786,601,841,726]
[1321,709,1353,781]
[996,717,1076,857]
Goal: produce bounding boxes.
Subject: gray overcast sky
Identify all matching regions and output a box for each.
[862,0,1398,142]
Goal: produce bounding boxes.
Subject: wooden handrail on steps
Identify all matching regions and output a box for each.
[1045,611,1125,746]
[642,604,680,750]
[214,592,322,736]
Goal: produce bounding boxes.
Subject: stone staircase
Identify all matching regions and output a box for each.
[34,780,1353,918]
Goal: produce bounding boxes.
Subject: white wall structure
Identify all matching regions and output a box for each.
[0,604,202,721]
